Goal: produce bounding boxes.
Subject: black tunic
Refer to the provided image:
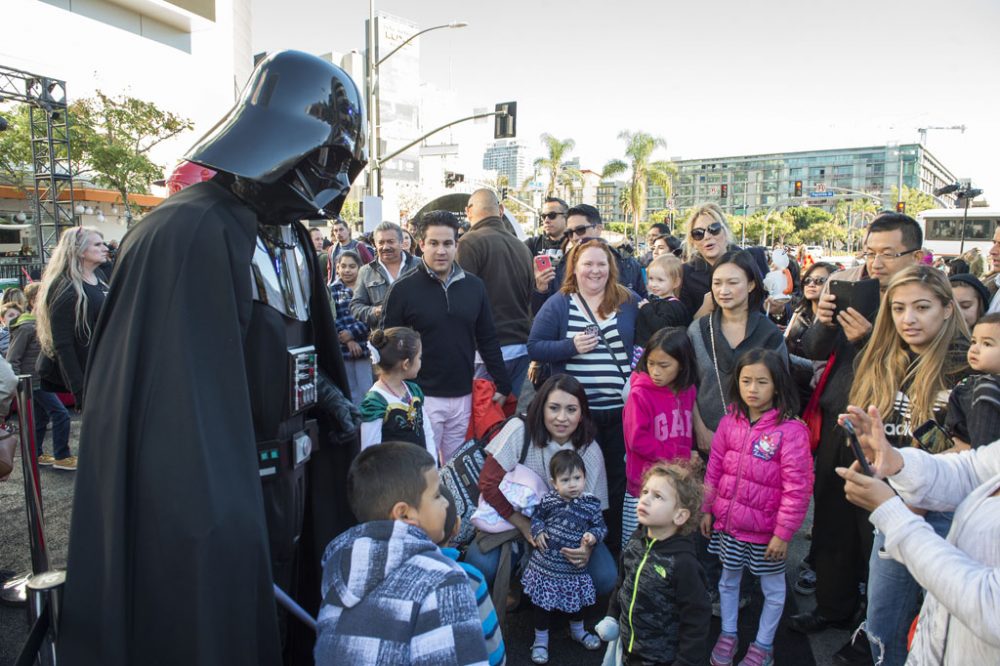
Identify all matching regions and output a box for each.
[58,181,353,666]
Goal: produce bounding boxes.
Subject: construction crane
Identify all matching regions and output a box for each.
[918,125,967,146]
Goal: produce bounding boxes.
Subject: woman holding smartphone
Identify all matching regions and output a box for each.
[848,264,972,666]
[528,239,640,554]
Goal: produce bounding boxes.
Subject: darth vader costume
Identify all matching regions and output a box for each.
[57,51,367,665]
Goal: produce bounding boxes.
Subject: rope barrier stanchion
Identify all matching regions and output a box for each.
[3,375,64,665]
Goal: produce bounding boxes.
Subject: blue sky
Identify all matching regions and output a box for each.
[253,0,1000,198]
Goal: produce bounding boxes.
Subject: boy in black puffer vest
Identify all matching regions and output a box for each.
[595,461,710,666]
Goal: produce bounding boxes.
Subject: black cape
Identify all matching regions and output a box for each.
[58,181,354,665]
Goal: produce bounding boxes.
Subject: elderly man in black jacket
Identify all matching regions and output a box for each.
[457,188,535,397]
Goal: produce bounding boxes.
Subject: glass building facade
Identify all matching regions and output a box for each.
[667,144,958,215]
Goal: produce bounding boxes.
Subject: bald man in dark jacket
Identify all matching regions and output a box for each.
[457,188,534,397]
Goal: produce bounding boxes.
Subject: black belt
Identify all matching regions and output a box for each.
[257,419,318,478]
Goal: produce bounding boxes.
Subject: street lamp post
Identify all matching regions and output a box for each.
[366,6,466,199]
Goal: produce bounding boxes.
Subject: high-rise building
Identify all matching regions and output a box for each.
[669,144,959,215]
[482,140,527,189]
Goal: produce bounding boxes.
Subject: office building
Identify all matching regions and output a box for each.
[482,140,527,190]
[669,143,959,215]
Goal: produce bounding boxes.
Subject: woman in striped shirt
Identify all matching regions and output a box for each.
[528,239,641,554]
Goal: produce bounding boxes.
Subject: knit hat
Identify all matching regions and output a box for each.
[949,273,991,314]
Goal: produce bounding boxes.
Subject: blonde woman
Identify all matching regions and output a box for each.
[680,203,738,318]
[848,264,971,666]
[35,227,109,419]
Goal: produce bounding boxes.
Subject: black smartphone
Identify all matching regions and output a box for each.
[841,419,873,476]
[830,278,880,321]
[912,419,951,453]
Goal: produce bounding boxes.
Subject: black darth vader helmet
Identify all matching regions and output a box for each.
[185,50,367,219]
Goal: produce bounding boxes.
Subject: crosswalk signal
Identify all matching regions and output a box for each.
[720,184,728,199]
[794,180,803,197]
[896,201,906,213]
[494,101,517,139]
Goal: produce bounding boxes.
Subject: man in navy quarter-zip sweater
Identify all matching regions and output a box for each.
[382,210,511,465]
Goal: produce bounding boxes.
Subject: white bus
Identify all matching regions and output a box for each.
[917,208,999,258]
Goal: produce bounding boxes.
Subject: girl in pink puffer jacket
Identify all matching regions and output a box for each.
[701,349,814,666]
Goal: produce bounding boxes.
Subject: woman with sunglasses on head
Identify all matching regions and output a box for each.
[680,203,740,320]
[528,239,641,555]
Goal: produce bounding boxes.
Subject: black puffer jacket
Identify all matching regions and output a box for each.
[608,529,710,666]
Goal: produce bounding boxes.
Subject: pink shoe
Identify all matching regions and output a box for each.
[710,633,739,666]
[738,642,774,666]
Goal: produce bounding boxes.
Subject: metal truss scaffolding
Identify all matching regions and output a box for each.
[0,65,76,259]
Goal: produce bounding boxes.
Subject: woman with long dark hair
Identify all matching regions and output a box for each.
[464,374,614,596]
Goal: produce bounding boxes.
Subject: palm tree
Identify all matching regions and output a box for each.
[602,131,676,245]
[534,133,576,199]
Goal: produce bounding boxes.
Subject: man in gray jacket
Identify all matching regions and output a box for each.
[350,221,420,329]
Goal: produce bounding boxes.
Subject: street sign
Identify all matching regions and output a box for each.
[810,191,834,197]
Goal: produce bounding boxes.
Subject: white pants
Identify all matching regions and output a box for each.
[423,394,472,465]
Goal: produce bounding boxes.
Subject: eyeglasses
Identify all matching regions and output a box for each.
[859,249,919,262]
[691,221,723,241]
[802,276,828,286]
[541,212,564,221]
[569,223,596,236]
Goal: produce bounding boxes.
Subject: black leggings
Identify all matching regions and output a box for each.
[533,603,583,630]
[591,406,626,558]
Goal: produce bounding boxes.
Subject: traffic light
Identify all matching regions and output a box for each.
[896,201,906,213]
[494,101,517,139]
[794,180,803,197]
[720,184,728,199]
[445,171,464,188]
[500,187,508,201]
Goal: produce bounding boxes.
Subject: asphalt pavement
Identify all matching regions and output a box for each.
[1,412,858,665]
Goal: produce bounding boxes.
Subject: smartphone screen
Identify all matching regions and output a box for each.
[912,419,951,453]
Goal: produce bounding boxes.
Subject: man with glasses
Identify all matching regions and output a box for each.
[530,203,645,313]
[527,197,570,294]
[790,213,924,665]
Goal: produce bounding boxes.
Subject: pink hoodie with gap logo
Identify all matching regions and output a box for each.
[622,371,696,497]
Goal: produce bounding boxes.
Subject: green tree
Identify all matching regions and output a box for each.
[72,91,193,223]
[833,196,880,253]
[534,134,578,199]
[0,104,34,197]
[785,206,833,232]
[892,185,937,219]
[601,130,676,245]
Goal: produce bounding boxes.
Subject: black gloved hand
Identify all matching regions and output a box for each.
[315,370,361,445]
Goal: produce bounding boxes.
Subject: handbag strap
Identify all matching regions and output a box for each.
[576,295,629,384]
[707,314,727,409]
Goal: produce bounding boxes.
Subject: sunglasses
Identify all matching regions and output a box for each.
[691,222,723,241]
[802,276,828,286]
[541,212,564,221]
[570,223,596,236]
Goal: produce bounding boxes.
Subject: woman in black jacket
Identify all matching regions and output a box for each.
[36,227,109,416]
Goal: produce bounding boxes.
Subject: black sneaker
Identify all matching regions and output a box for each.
[787,610,854,634]
[833,630,874,665]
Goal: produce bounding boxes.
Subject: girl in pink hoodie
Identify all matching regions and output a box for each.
[701,349,813,666]
[622,327,697,551]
